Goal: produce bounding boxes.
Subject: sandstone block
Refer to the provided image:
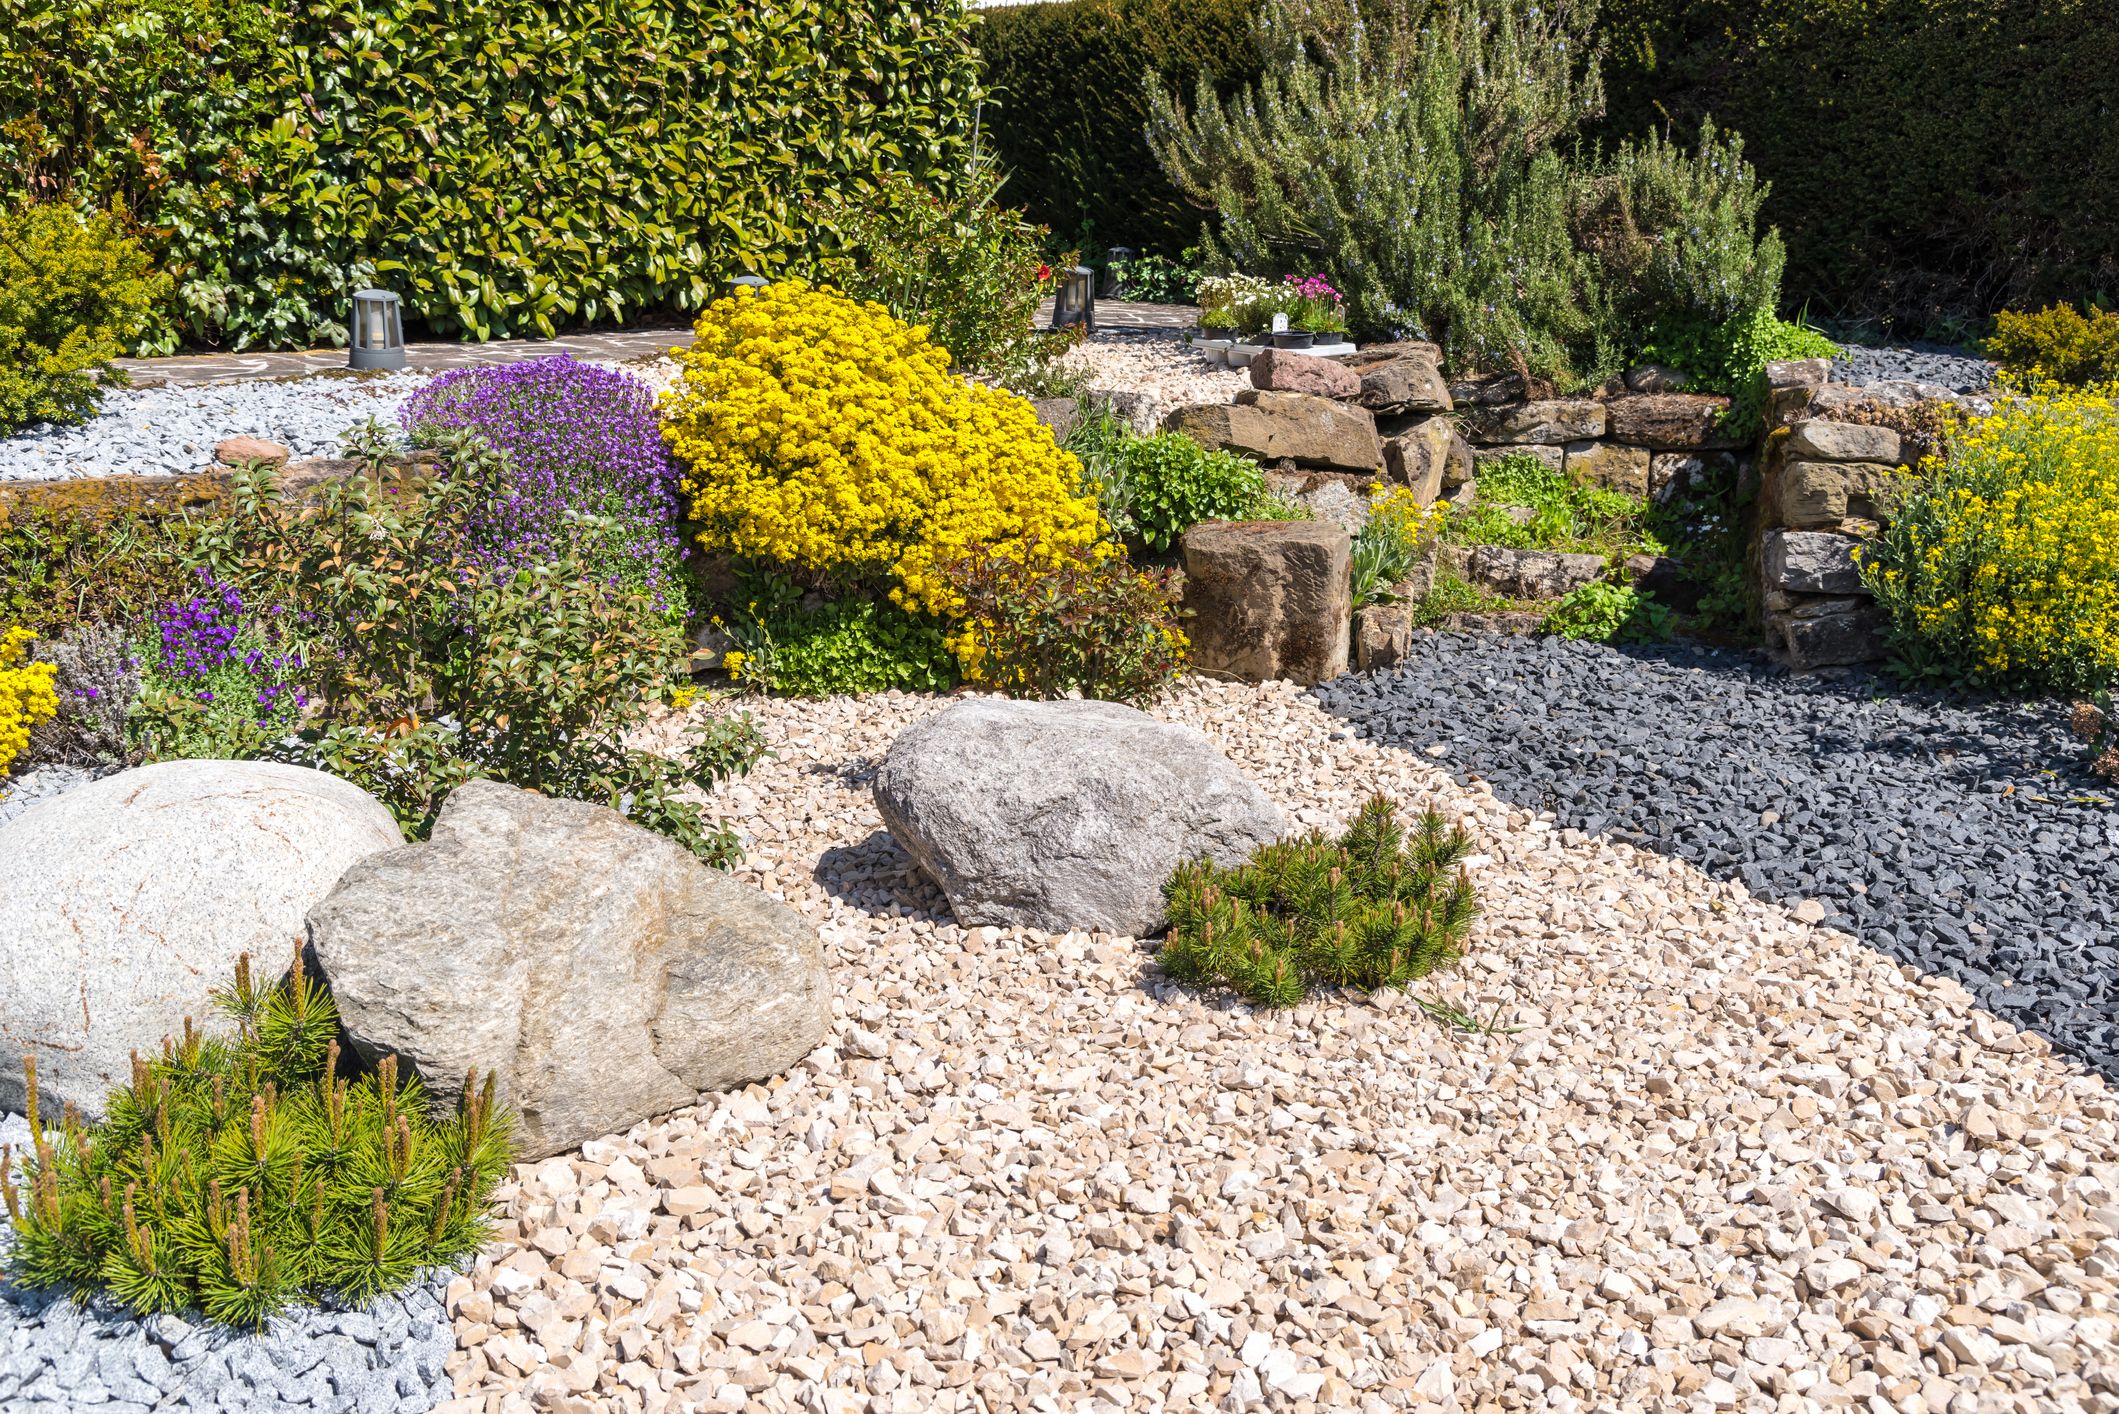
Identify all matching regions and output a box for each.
[1786,419,1902,464]
[1462,399,1607,445]
[1180,519,1353,684]
[1562,441,1651,495]
[1248,348,1361,401]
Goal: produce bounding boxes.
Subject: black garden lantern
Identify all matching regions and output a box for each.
[1049,265,1096,333]
[727,274,771,296]
[347,289,406,371]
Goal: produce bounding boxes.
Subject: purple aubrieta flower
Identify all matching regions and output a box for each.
[399,356,685,610]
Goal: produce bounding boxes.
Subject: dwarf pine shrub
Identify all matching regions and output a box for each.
[1,946,512,1329]
[1159,794,1478,1006]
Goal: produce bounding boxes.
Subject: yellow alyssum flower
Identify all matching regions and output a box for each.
[0,626,59,778]
[1861,383,2119,693]
[660,281,1103,622]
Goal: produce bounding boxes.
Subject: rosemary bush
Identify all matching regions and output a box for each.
[1,947,512,1329]
[1160,794,1478,1006]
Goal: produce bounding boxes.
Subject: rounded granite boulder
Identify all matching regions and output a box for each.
[0,759,402,1117]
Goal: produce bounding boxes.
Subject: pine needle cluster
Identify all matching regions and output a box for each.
[1159,794,1479,1007]
[1,945,513,1329]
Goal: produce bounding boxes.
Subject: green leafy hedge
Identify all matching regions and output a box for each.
[976,0,1257,256]
[1596,0,2119,329]
[0,0,982,350]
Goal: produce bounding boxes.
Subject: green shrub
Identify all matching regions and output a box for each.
[1150,0,1608,382]
[1860,386,2119,696]
[0,202,168,431]
[1159,794,1478,1007]
[1984,305,2119,389]
[977,0,1260,256]
[716,575,961,697]
[0,0,982,349]
[1543,580,1672,643]
[939,536,1186,705]
[1443,455,1659,557]
[1109,433,1265,552]
[1640,305,1836,430]
[1112,248,1205,304]
[1409,570,1523,628]
[1,946,512,1328]
[0,500,204,640]
[808,154,1065,384]
[190,442,762,854]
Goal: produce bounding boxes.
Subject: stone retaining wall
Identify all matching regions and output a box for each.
[1749,359,1989,670]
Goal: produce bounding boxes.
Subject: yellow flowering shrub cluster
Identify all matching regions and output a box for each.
[661,282,1103,620]
[1861,385,2119,694]
[0,626,59,777]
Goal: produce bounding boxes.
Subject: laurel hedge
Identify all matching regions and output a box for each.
[0,0,982,351]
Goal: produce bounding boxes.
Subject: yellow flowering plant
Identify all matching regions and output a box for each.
[662,281,1105,628]
[0,626,60,777]
[1860,384,2119,695]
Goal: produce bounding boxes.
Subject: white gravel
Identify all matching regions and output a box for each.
[1061,334,1249,432]
[0,372,432,481]
[436,681,2119,1414]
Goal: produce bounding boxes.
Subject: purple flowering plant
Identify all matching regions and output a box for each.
[399,357,688,614]
[129,568,308,759]
[1283,273,1346,333]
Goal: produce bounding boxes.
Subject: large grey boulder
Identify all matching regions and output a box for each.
[873,699,1285,938]
[0,761,401,1117]
[308,780,829,1160]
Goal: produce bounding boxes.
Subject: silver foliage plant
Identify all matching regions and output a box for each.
[25,622,141,770]
[1147,0,1789,391]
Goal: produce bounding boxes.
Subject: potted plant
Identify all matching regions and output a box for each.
[1286,274,1346,346]
[1194,275,1246,367]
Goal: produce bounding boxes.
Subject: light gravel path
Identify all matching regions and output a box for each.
[436,681,2119,1414]
[1060,332,1249,432]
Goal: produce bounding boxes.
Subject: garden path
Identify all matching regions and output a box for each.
[437,681,2119,1414]
[110,302,1200,389]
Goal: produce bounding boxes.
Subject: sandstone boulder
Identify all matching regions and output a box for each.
[1462,399,1606,445]
[1762,530,1867,596]
[1353,605,1415,671]
[1248,348,1361,401]
[1462,545,1607,600]
[0,761,402,1117]
[213,436,292,466]
[1562,441,1651,495]
[1031,396,1081,442]
[1764,359,1833,426]
[308,780,829,1159]
[872,699,1284,938]
[1349,350,1452,414]
[1776,599,1887,670]
[1382,417,1475,502]
[1604,394,1743,450]
[1626,364,1688,393]
[1473,442,1564,474]
[1163,392,1381,472]
[1180,519,1353,685]
[1786,419,1902,464]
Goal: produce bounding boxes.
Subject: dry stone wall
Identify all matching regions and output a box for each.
[1751,359,1989,671]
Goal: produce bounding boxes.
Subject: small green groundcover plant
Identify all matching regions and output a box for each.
[1159,794,1478,1007]
[2,947,512,1329]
